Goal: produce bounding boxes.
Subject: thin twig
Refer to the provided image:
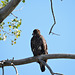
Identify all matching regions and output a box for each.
[1,60,5,75]
[1,62,4,75]
[13,5,25,12]
[49,0,56,35]
[5,60,19,75]
[11,63,19,75]
[51,32,60,36]
[11,13,18,18]
[2,29,13,36]
[2,66,4,75]
[49,0,60,36]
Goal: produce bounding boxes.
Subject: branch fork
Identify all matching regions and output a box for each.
[1,58,19,75]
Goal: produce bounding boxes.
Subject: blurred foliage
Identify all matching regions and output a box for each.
[0,18,22,45]
[0,0,25,45]
[0,0,9,8]
[0,0,25,8]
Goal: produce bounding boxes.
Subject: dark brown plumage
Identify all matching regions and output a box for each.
[31,29,48,72]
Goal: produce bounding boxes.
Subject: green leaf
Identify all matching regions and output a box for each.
[18,33,20,36]
[14,39,16,41]
[22,0,25,3]
[12,32,14,34]
[6,0,9,2]
[17,24,20,28]
[1,1,6,7]
[16,35,18,38]
[2,26,3,29]
[12,26,14,29]
[8,22,9,24]
[4,33,6,35]
[1,22,5,25]
[11,40,13,42]
[19,19,22,25]
[14,41,16,44]
[18,30,21,33]
[20,19,22,22]
[14,31,16,35]
[0,37,2,40]
[11,43,13,45]
[1,1,5,4]
[12,18,18,22]
[9,25,11,28]
[13,25,17,28]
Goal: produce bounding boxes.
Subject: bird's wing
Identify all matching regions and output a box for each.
[40,35,48,54]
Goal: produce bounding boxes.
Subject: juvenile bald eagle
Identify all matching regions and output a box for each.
[31,29,48,72]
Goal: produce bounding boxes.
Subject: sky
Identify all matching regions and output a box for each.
[0,0,75,75]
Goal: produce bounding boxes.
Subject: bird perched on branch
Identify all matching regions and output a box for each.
[31,29,48,72]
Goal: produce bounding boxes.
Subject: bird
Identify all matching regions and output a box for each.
[31,29,48,72]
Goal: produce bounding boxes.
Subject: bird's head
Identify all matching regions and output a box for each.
[32,29,41,36]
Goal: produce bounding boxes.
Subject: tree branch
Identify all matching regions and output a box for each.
[12,63,19,75]
[0,54,75,67]
[1,60,19,75]
[2,66,4,75]
[39,59,63,75]
[0,0,21,23]
[1,61,5,75]
[49,0,56,35]
[49,0,60,36]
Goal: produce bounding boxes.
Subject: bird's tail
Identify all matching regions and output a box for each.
[38,60,47,72]
[40,63,45,72]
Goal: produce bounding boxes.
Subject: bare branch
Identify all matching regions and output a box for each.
[2,29,13,36]
[4,60,19,75]
[0,54,75,68]
[0,0,21,23]
[11,63,19,75]
[49,0,60,36]
[2,66,4,75]
[49,0,56,35]
[1,61,5,75]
